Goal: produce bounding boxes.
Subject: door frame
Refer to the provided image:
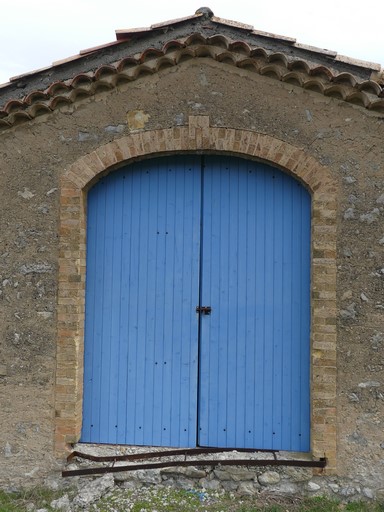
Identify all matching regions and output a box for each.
[55,116,338,472]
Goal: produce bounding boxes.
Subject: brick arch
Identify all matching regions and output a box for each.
[55,116,337,472]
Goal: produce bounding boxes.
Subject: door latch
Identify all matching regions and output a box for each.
[196,306,212,315]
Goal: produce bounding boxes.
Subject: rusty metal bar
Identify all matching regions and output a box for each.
[67,446,275,463]
[62,456,326,477]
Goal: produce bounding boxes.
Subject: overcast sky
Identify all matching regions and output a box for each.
[0,0,383,85]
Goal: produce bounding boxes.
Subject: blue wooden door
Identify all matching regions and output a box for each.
[82,155,311,451]
[82,156,202,446]
[198,157,311,451]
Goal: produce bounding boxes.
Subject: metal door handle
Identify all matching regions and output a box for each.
[196,306,211,315]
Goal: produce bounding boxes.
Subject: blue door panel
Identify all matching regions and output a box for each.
[82,154,311,452]
[82,156,201,446]
[198,156,311,451]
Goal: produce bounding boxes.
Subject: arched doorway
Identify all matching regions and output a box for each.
[81,154,311,451]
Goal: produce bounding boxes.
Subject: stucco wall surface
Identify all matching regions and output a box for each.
[0,59,383,493]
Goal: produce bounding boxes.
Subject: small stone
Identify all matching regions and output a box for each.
[340,303,356,319]
[363,487,374,499]
[46,188,58,196]
[237,481,259,496]
[199,477,221,490]
[328,483,339,493]
[51,495,70,511]
[127,111,150,130]
[104,124,125,134]
[360,293,369,302]
[344,176,356,184]
[271,482,298,494]
[344,207,355,219]
[4,442,12,457]
[258,471,280,485]
[19,263,53,275]
[307,481,321,491]
[37,311,53,319]
[283,466,312,482]
[221,480,238,492]
[305,110,313,122]
[340,486,356,497]
[347,432,368,446]
[347,393,359,402]
[18,188,35,199]
[358,381,380,388]
[379,236,384,246]
[73,474,114,508]
[161,466,206,479]
[0,365,7,376]
[376,194,384,204]
[360,208,380,224]
[341,290,353,300]
[78,131,98,142]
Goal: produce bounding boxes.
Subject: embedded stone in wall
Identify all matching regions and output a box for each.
[360,209,380,224]
[127,110,150,130]
[258,471,280,485]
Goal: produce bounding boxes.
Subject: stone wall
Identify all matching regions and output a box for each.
[0,57,383,494]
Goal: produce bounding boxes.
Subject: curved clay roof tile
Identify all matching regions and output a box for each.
[249,47,269,60]
[282,71,304,87]
[4,99,26,113]
[324,84,346,100]
[268,53,289,68]
[70,74,94,88]
[46,81,71,96]
[369,99,384,112]
[162,40,186,53]
[194,45,215,58]
[237,58,261,72]
[206,34,230,49]
[216,51,238,65]
[345,90,369,108]
[94,65,118,80]
[8,111,32,124]
[140,48,165,63]
[357,80,383,95]
[25,91,49,104]
[228,40,252,55]
[260,64,283,80]
[156,56,177,70]
[332,72,357,87]
[288,60,311,74]
[175,48,196,64]
[117,57,140,72]
[303,79,325,94]
[184,33,208,46]
[49,96,73,109]
[27,103,52,117]
[309,66,333,81]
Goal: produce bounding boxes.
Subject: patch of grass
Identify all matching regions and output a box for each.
[0,487,72,512]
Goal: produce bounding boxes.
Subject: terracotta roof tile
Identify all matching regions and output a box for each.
[251,29,296,44]
[150,12,203,29]
[211,15,254,31]
[293,42,337,58]
[335,54,382,72]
